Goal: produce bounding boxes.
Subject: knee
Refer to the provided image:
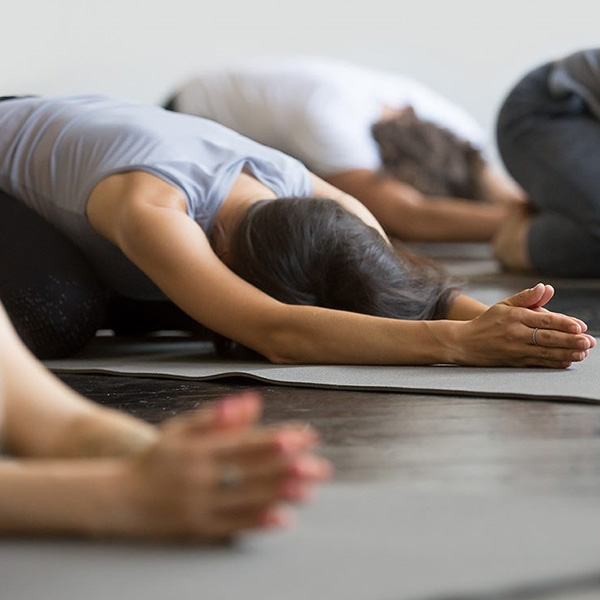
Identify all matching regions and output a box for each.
[2,278,107,359]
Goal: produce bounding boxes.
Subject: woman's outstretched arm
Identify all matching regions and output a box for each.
[477,164,528,205]
[0,304,330,539]
[87,175,594,368]
[327,168,520,242]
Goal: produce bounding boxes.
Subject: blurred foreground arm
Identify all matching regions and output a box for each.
[0,304,331,539]
[329,169,516,242]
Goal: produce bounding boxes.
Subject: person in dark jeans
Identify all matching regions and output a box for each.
[495,49,600,277]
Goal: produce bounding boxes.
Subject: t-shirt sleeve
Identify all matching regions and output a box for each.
[246,151,315,199]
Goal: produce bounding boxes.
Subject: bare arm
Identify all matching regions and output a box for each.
[0,305,156,459]
[477,164,528,205]
[0,303,149,535]
[86,175,591,368]
[328,169,512,242]
[0,303,329,538]
[0,459,127,536]
[89,184,446,365]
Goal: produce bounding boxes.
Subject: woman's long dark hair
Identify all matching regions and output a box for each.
[372,111,485,200]
[214,198,458,358]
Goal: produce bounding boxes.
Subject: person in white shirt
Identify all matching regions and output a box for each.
[0,301,331,540]
[167,57,526,242]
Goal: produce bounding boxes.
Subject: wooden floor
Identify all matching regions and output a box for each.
[59,369,600,496]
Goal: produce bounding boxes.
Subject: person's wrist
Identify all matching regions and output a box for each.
[82,460,139,539]
[424,320,465,365]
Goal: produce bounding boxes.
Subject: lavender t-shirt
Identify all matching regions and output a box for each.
[0,95,313,299]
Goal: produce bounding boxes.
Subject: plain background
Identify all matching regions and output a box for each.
[1,0,599,149]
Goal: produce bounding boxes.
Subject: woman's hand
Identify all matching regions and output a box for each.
[450,284,596,367]
[110,392,332,541]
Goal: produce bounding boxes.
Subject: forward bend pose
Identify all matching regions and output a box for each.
[0,302,330,540]
[0,95,594,369]
[166,57,525,242]
[495,49,600,277]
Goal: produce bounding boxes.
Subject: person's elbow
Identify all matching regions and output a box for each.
[257,329,304,365]
[250,306,312,365]
[382,196,429,241]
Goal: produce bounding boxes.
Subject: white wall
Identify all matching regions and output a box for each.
[2,0,599,143]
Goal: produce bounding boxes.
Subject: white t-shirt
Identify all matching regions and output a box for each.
[172,57,486,178]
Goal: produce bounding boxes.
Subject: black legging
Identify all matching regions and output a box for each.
[0,191,108,358]
[0,190,206,359]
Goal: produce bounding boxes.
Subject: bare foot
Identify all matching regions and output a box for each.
[493,206,533,271]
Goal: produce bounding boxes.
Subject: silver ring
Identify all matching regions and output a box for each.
[219,465,244,490]
[532,327,541,347]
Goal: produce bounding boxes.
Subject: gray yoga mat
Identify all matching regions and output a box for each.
[47,339,600,404]
[2,483,600,600]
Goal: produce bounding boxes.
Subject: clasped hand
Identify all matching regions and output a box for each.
[456,283,595,367]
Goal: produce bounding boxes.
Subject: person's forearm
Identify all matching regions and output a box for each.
[327,171,510,242]
[267,304,461,365]
[1,305,157,459]
[6,378,157,459]
[0,459,125,537]
[400,198,510,242]
[51,410,157,459]
[478,165,527,205]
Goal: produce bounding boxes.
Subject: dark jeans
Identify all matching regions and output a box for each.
[497,63,600,277]
[0,191,205,359]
